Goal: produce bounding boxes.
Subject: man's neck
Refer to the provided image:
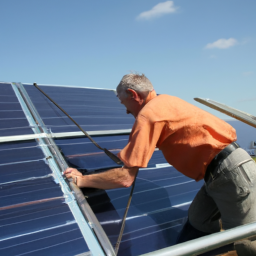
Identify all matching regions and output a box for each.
[144,90,157,105]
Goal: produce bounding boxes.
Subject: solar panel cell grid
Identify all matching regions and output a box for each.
[0,160,51,184]
[0,83,33,136]
[30,107,127,118]
[0,127,35,137]
[0,95,19,103]
[0,139,90,255]
[23,84,134,133]
[55,136,169,173]
[43,116,133,128]
[0,119,33,131]
[3,83,255,255]
[48,123,133,133]
[57,134,203,255]
[55,135,128,172]
[0,199,89,256]
[86,164,203,255]
[0,199,73,239]
[0,110,25,119]
[0,83,16,93]
[0,178,64,208]
[0,140,45,165]
[0,102,24,111]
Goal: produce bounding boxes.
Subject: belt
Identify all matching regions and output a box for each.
[204,142,240,185]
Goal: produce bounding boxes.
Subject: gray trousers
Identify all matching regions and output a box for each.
[189,148,256,233]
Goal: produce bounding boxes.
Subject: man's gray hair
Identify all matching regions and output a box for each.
[117,73,154,96]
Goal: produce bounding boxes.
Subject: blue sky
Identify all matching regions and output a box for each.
[0,0,255,119]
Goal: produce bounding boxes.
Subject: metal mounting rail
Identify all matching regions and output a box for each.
[23,82,116,91]
[53,129,131,138]
[70,182,116,256]
[194,98,256,128]
[0,133,48,143]
[140,221,256,256]
[0,129,132,143]
[12,82,116,256]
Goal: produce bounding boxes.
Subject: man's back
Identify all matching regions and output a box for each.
[119,94,236,180]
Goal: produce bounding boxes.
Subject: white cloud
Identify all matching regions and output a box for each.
[137,1,178,20]
[205,38,238,49]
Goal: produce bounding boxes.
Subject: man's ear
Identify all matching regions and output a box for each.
[126,88,138,99]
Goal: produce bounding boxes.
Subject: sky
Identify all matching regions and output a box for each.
[0,0,255,119]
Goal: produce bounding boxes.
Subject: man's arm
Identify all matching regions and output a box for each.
[63,166,139,190]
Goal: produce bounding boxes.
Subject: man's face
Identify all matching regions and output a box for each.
[116,91,141,118]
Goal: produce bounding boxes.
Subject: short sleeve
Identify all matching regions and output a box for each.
[118,115,166,168]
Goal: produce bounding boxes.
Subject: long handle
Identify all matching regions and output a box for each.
[114,170,139,255]
[33,83,123,165]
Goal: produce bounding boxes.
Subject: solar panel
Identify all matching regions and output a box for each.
[0,140,90,256]
[1,82,221,255]
[91,165,202,256]
[0,199,89,256]
[55,134,203,255]
[0,83,33,136]
[226,120,256,152]
[23,84,134,133]
[0,83,111,256]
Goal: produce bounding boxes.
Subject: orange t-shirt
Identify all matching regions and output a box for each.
[118,93,237,181]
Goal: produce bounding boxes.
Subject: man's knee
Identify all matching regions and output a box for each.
[188,203,221,234]
[176,219,211,244]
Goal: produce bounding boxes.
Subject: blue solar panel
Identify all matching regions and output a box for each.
[0,198,89,256]
[0,139,90,255]
[0,83,33,136]
[226,120,256,150]
[0,102,23,111]
[56,135,203,255]
[93,168,202,255]
[23,84,134,133]
[0,82,210,255]
[0,160,51,184]
[0,140,45,165]
[55,135,128,172]
[0,178,63,208]
[55,135,168,173]
[3,81,255,255]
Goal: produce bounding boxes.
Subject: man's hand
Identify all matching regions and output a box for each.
[63,166,139,189]
[63,168,82,180]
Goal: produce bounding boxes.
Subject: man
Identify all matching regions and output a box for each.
[64,73,256,242]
